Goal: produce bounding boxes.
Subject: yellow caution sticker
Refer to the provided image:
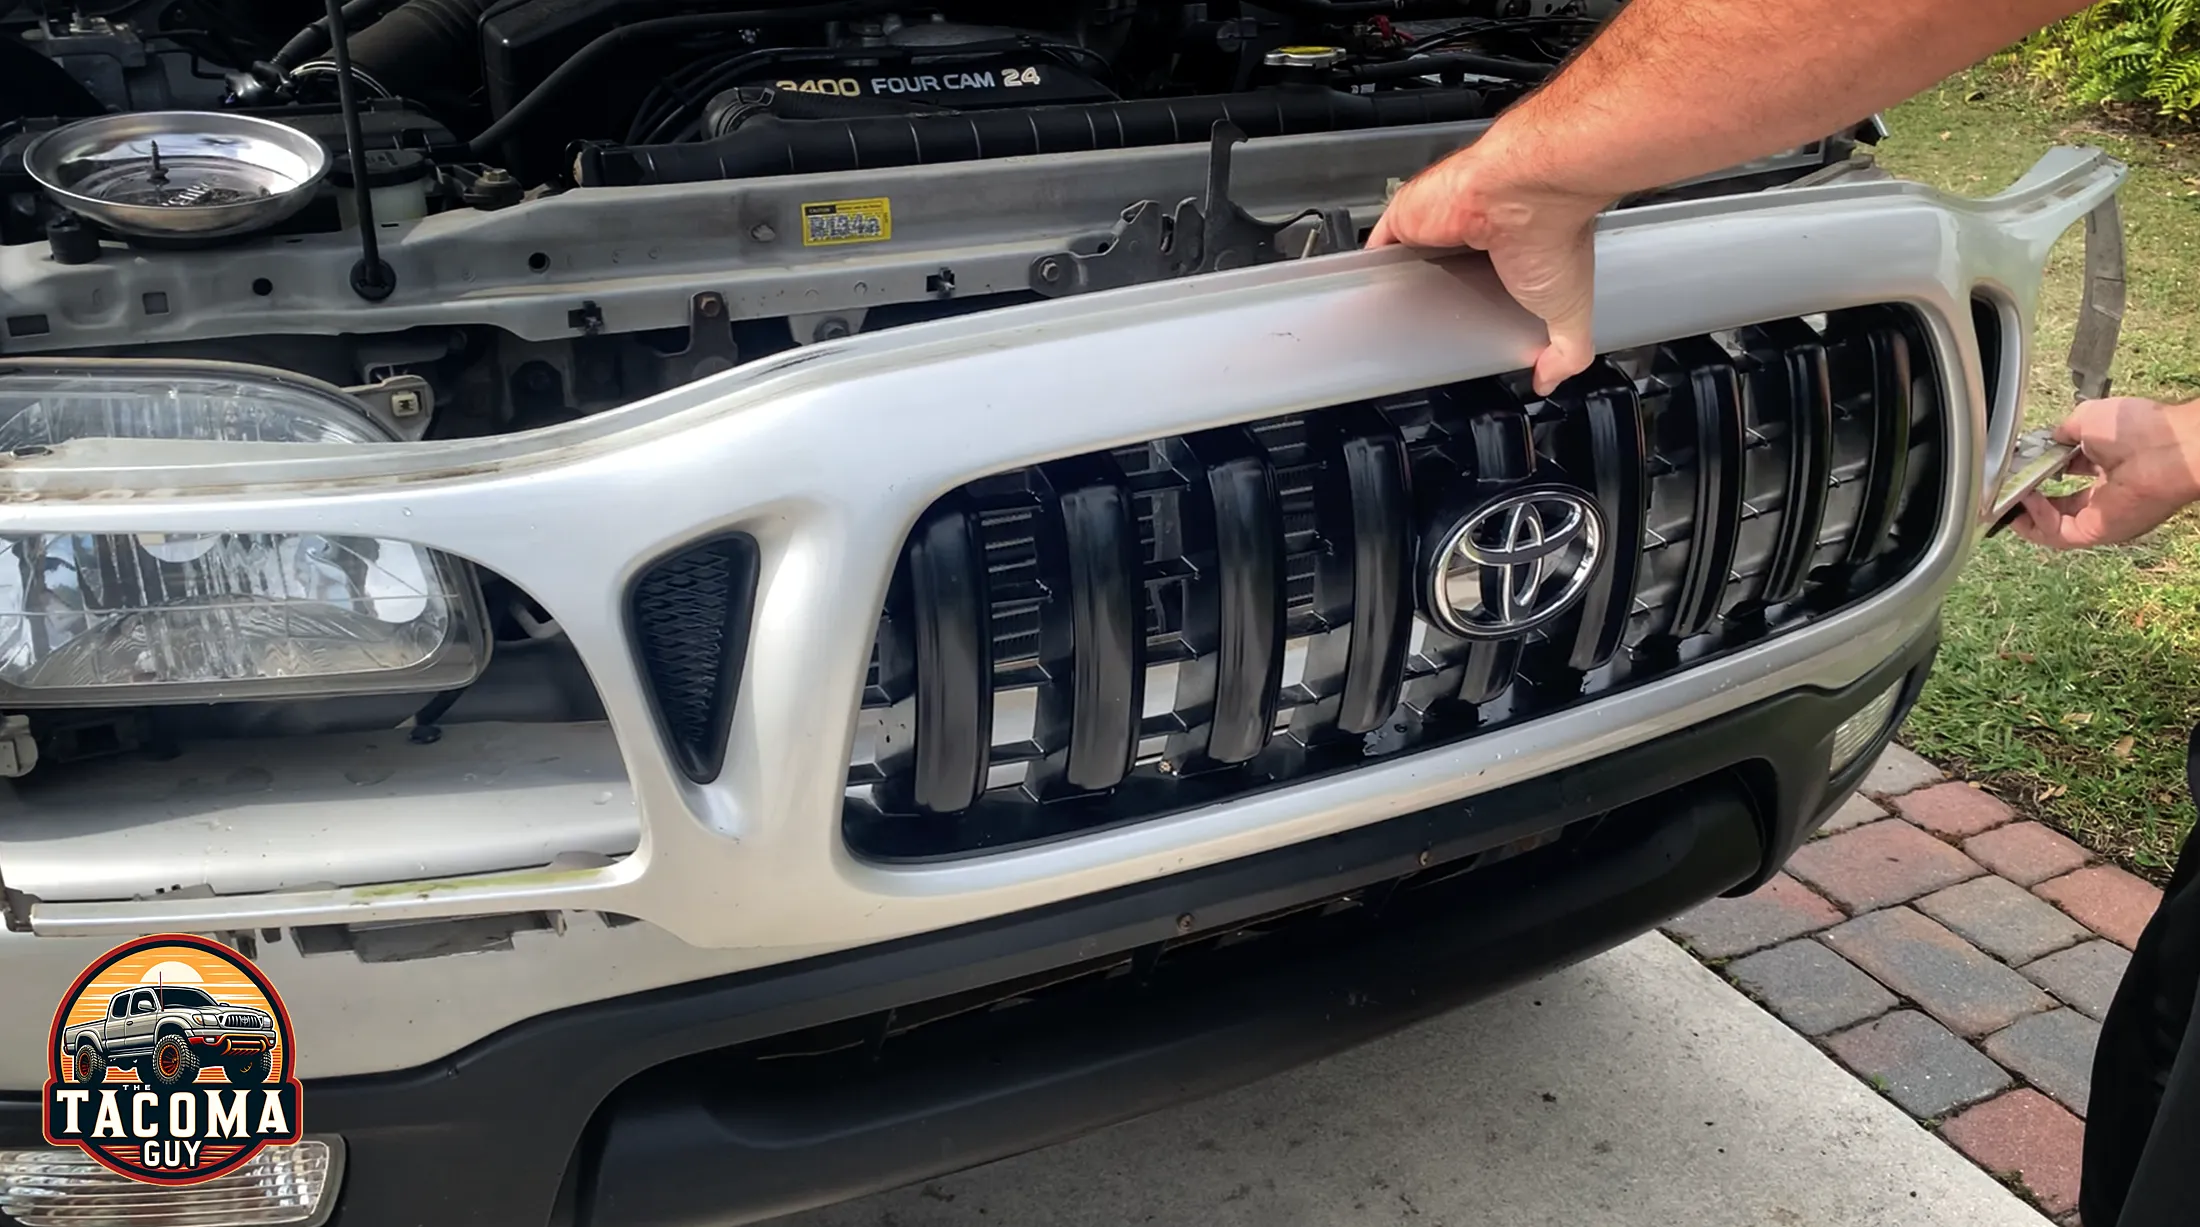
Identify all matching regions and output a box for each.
[800,197,892,247]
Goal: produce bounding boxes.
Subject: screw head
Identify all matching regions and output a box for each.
[750,223,776,242]
[1039,258,1062,283]
[1175,913,1195,934]
[814,317,850,341]
[697,292,725,318]
[1417,849,1433,868]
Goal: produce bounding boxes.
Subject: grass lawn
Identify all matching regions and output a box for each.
[1875,68,2200,876]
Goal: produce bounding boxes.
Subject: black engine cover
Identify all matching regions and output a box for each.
[732,50,1112,109]
[478,4,1111,177]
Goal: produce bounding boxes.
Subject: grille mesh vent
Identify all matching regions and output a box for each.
[631,535,761,783]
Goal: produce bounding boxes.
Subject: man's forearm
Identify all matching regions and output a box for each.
[1494,0,2087,201]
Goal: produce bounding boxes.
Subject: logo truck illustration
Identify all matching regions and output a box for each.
[61,985,276,1091]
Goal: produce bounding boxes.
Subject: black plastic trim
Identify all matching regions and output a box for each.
[1754,321,1835,605]
[906,505,993,813]
[1199,436,1286,765]
[1562,364,1648,672]
[1456,395,1536,705]
[1057,479,1143,790]
[1838,312,1914,566]
[627,534,761,784]
[1336,425,1413,734]
[592,784,1760,1227]
[1663,338,1746,639]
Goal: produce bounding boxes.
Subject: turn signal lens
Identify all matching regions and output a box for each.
[0,1138,341,1227]
[1830,680,1904,776]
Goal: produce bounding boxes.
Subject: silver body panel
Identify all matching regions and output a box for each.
[0,145,2124,1087]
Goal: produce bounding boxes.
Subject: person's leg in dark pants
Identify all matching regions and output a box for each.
[2081,721,2200,1226]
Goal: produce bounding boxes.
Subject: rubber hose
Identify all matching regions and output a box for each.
[577,86,1492,187]
[341,0,493,119]
[271,0,403,69]
[1251,0,1493,16]
[702,86,950,138]
[1345,51,1552,82]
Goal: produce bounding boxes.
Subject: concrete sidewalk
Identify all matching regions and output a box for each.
[784,935,2047,1227]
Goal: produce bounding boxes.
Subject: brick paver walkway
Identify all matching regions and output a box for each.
[1663,744,2164,1223]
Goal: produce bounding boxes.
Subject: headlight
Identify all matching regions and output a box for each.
[0,367,487,705]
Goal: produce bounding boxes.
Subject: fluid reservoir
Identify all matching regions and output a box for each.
[333,149,432,229]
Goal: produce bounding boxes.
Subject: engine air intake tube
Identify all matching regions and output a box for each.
[573,86,1493,187]
[320,0,490,120]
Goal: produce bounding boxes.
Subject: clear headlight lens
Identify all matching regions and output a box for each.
[0,370,487,705]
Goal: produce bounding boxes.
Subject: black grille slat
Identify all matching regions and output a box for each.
[1194,433,1286,766]
[1662,338,1746,639]
[1334,424,1413,735]
[1453,391,1537,705]
[905,506,993,814]
[630,534,760,785]
[1833,311,1913,567]
[1561,364,1648,673]
[1053,476,1144,792]
[845,308,1945,860]
[1749,320,1835,605]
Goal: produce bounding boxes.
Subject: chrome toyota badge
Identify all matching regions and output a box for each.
[1424,487,1605,639]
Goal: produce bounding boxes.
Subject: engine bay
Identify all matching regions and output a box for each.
[0,1,1665,432]
[5,0,1613,185]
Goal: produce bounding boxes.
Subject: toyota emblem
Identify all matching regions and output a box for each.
[1423,487,1605,639]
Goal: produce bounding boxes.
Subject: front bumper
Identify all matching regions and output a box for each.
[183,1031,270,1054]
[0,628,1935,1227]
[0,149,2120,961]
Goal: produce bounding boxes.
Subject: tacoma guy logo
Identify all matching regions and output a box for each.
[42,933,303,1184]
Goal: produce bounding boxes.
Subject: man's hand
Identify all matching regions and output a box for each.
[1367,134,1610,397]
[1356,0,2093,398]
[2012,396,2200,550]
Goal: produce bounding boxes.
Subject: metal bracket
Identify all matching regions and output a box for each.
[789,308,870,346]
[345,373,434,441]
[2069,194,2126,403]
[0,714,36,780]
[1029,122,1356,298]
[673,291,742,380]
